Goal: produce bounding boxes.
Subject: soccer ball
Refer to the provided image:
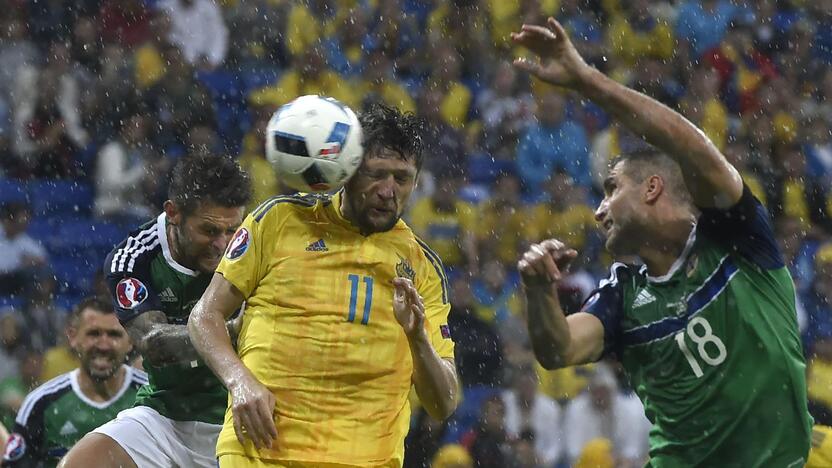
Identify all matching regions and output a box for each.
[265,95,364,193]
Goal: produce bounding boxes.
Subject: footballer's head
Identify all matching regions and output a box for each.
[165,154,252,273]
[343,103,425,235]
[594,150,692,256]
[68,297,131,382]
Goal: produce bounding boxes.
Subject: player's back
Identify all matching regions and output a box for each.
[104,213,226,424]
[586,189,811,467]
[216,193,453,467]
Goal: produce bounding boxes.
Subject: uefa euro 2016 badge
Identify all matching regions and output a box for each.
[226,228,251,261]
[4,433,26,461]
[115,278,148,309]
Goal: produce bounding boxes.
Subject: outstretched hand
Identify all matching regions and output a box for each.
[510,17,591,88]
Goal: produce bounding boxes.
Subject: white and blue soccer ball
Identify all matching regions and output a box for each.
[265,95,364,193]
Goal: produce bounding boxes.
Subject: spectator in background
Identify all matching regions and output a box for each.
[516,92,590,193]
[476,172,529,266]
[471,259,522,325]
[248,45,359,110]
[98,0,152,49]
[407,176,477,274]
[71,16,103,77]
[0,15,39,104]
[323,7,369,78]
[21,273,66,353]
[418,88,467,180]
[448,275,503,390]
[501,365,563,466]
[563,364,651,468]
[675,0,744,62]
[0,203,47,298]
[238,103,281,212]
[94,112,156,221]
[460,396,512,468]
[679,65,729,151]
[606,0,674,68]
[158,0,228,70]
[424,45,472,130]
[13,42,89,178]
[356,50,416,114]
[476,61,535,158]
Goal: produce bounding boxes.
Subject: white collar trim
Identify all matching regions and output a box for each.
[646,224,697,283]
[156,213,197,277]
[70,365,134,409]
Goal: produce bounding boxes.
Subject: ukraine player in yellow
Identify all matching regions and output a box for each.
[188,103,459,468]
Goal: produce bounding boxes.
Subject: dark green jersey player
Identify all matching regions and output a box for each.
[513,19,811,467]
[3,297,144,468]
[61,154,251,468]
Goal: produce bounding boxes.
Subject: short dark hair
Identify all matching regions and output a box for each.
[358,102,426,170]
[70,296,115,327]
[1,201,29,220]
[609,150,692,205]
[168,154,252,216]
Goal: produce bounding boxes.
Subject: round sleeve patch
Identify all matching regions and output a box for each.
[115,278,149,310]
[225,228,251,260]
[4,433,26,461]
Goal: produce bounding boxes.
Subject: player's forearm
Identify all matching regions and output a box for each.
[188,302,250,390]
[408,332,458,421]
[525,285,571,369]
[574,67,741,206]
[141,323,201,367]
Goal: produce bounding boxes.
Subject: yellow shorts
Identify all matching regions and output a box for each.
[218,454,371,468]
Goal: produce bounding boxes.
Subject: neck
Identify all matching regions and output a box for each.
[77,365,125,403]
[638,218,695,278]
[165,221,195,270]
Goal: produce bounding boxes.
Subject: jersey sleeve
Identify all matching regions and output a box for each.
[104,245,162,325]
[414,239,454,360]
[3,385,55,465]
[216,206,275,299]
[697,184,784,270]
[580,263,629,359]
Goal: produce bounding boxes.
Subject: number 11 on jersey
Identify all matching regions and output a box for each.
[347,274,373,325]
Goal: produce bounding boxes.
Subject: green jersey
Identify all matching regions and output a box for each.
[583,187,811,467]
[105,213,225,424]
[3,366,146,467]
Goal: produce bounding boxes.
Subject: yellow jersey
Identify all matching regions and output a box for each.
[216,192,454,467]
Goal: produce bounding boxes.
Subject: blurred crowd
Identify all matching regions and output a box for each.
[1,0,832,466]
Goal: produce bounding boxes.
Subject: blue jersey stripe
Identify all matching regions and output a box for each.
[415,237,449,304]
[622,256,739,346]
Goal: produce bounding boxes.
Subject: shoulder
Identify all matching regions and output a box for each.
[15,373,73,426]
[596,262,644,292]
[249,193,333,224]
[397,231,450,303]
[106,215,162,277]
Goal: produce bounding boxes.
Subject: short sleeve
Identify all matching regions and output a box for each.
[697,184,783,270]
[216,213,266,299]
[580,263,629,359]
[104,249,162,325]
[414,240,454,360]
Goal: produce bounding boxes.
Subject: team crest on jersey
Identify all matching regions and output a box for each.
[3,433,26,461]
[396,255,415,281]
[226,228,250,260]
[440,324,452,340]
[116,278,148,310]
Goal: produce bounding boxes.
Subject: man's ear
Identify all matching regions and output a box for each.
[163,200,180,226]
[644,175,664,204]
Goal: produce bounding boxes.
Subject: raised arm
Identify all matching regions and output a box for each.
[512,18,742,209]
[188,273,277,450]
[518,239,604,369]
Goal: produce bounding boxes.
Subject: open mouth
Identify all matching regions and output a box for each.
[603,220,613,234]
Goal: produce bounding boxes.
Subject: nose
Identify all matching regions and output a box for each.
[95,334,115,351]
[377,176,396,200]
[594,198,608,223]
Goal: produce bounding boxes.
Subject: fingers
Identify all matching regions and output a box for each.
[547,17,568,39]
[255,396,278,447]
[520,23,557,39]
[512,57,544,76]
[233,408,245,446]
[519,240,579,284]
